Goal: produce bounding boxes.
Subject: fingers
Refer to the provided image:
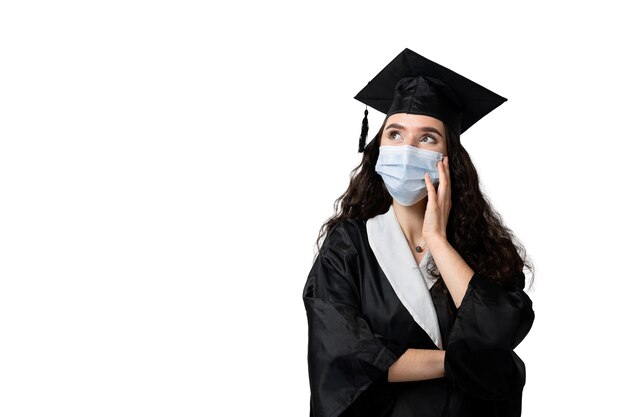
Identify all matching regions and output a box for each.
[426,156,450,205]
[425,170,435,201]
[442,156,452,216]
[444,156,451,197]
[437,157,448,194]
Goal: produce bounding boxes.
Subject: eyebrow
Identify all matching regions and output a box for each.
[385,123,444,137]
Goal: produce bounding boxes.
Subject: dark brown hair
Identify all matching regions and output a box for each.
[314,114,535,291]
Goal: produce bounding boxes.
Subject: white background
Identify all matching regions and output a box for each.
[1,1,624,415]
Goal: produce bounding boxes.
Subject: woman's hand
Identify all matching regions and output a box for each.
[423,156,451,243]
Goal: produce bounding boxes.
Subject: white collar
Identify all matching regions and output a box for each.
[366,204,442,349]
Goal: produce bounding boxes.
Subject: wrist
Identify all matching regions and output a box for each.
[425,233,448,247]
[439,350,446,378]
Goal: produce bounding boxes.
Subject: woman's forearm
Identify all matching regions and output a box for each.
[426,234,474,309]
[387,348,446,383]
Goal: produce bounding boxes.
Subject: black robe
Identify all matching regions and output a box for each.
[302,212,535,417]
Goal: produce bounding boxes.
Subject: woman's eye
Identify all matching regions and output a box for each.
[387,131,437,143]
[389,131,403,141]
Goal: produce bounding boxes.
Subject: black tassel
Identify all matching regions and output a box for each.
[358,108,368,153]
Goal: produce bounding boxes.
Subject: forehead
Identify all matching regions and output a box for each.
[385,113,445,130]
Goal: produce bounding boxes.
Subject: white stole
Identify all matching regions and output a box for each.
[366,204,443,349]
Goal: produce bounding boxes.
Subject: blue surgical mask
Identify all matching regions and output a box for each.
[375,145,443,206]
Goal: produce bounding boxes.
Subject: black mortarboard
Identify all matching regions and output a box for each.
[354,48,507,153]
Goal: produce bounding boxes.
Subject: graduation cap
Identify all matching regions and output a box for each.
[354,48,507,153]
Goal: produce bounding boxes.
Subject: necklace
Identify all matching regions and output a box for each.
[403,233,427,253]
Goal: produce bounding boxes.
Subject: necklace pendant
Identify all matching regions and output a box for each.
[415,246,423,253]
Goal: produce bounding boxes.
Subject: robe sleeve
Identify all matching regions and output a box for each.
[443,271,535,401]
[302,221,400,417]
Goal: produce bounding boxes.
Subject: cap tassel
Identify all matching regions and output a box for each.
[358,108,369,153]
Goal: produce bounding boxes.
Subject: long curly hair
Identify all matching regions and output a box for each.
[314,114,535,292]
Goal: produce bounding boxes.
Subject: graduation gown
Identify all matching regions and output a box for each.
[303,204,535,417]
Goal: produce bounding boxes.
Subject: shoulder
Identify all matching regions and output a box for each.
[321,218,367,254]
[514,271,528,290]
[467,271,530,304]
[305,220,367,302]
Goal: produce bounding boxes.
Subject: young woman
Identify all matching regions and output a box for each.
[302,48,535,417]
